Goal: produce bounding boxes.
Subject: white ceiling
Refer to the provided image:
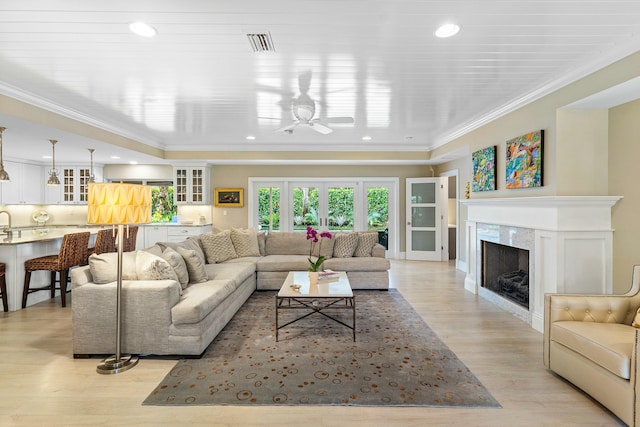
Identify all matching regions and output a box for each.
[0,0,639,165]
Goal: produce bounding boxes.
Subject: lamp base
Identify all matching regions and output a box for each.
[96,354,139,375]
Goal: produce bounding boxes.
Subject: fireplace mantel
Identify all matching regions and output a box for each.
[462,196,622,332]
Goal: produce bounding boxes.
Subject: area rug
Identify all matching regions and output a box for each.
[143,289,501,408]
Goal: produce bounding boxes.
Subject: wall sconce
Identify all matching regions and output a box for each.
[47,139,60,186]
[88,148,95,183]
[0,127,11,182]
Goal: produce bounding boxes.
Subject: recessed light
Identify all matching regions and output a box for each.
[246,135,256,140]
[110,155,120,159]
[362,136,372,141]
[129,22,157,38]
[129,161,138,165]
[435,23,460,38]
[42,155,52,159]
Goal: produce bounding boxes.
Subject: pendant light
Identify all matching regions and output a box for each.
[88,148,95,183]
[47,139,60,186]
[0,127,10,182]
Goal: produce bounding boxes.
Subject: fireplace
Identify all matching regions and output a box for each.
[482,241,529,309]
[462,196,621,332]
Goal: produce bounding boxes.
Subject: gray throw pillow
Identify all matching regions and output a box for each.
[176,246,208,283]
[161,247,190,288]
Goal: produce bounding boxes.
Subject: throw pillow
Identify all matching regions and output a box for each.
[632,308,640,328]
[230,227,260,257]
[88,252,138,284]
[143,244,163,257]
[136,251,179,282]
[200,230,238,263]
[176,246,208,283]
[332,232,358,258]
[161,247,190,289]
[257,231,266,256]
[354,231,379,257]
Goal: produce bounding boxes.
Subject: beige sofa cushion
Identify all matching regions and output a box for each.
[200,230,238,263]
[551,321,635,379]
[230,228,260,257]
[171,280,236,325]
[265,231,309,255]
[324,256,391,272]
[256,255,311,272]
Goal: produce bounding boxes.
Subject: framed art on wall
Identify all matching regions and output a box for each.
[505,130,544,189]
[472,145,496,192]
[214,188,244,207]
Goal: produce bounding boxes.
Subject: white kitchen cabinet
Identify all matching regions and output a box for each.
[0,161,44,204]
[174,167,210,205]
[45,165,103,205]
[144,224,211,247]
[144,225,168,248]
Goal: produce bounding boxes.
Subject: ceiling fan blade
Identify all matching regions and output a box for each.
[275,122,298,132]
[310,121,333,134]
[324,116,354,124]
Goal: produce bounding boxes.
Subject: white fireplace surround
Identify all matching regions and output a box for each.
[462,196,622,332]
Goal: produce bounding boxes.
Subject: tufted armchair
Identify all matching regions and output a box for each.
[544,265,640,426]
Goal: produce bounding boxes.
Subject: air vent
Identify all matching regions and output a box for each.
[246,32,275,52]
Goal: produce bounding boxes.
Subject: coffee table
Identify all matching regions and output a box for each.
[276,271,355,342]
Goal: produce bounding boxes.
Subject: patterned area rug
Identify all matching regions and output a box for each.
[143,289,501,408]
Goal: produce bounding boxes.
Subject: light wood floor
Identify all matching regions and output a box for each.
[0,260,623,426]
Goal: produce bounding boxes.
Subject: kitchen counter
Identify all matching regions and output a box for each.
[0,227,102,245]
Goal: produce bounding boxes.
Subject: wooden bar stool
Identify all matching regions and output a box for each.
[0,262,7,312]
[121,225,139,252]
[85,228,117,264]
[22,232,90,308]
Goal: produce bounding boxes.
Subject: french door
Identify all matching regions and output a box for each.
[406,177,448,261]
[289,181,356,232]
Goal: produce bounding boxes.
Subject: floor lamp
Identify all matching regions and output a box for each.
[88,182,151,375]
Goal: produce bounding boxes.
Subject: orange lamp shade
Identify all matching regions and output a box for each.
[87,182,151,225]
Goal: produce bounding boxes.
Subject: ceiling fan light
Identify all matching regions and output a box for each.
[435,23,460,38]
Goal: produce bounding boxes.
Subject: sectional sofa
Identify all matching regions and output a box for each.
[71,229,390,357]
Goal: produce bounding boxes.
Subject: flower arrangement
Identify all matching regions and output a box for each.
[306,226,332,272]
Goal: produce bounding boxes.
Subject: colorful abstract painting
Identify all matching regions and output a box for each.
[505,130,543,189]
[472,146,496,192]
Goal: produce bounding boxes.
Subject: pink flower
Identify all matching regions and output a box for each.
[306,227,333,271]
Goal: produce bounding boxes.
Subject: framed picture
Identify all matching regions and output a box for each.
[472,145,496,192]
[214,188,244,207]
[505,130,544,189]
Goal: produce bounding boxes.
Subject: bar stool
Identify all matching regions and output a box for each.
[121,226,139,252]
[22,232,90,308]
[0,262,7,312]
[85,228,117,264]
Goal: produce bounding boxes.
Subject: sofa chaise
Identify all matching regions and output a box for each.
[72,229,390,357]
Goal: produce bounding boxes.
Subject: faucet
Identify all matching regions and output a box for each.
[0,210,11,233]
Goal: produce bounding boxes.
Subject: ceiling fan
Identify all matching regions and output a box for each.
[264,71,355,135]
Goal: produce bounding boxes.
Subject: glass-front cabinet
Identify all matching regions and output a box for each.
[45,165,101,205]
[173,166,210,205]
